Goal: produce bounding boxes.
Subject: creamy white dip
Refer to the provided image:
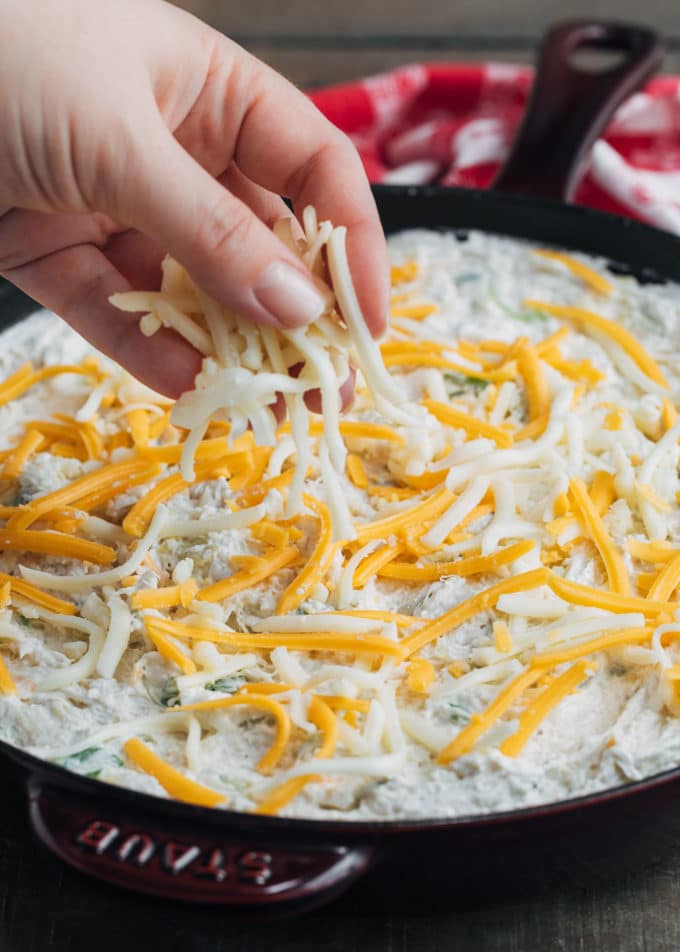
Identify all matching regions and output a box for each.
[2,229,680,820]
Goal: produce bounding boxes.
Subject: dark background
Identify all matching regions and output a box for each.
[174,0,680,86]
[4,780,680,952]
[4,1,680,949]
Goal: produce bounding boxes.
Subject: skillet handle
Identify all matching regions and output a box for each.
[27,779,375,908]
[492,20,664,201]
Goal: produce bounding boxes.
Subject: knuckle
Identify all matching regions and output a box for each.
[191,194,254,261]
[285,132,364,206]
[0,210,25,272]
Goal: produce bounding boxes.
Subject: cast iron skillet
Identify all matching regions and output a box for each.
[3,19,680,914]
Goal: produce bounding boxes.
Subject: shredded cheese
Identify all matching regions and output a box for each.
[0,655,16,695]
[500,661,591,756]
[532,250,613,296]
[524,300,669,389]
[569,477,630,595]
[276,495,338,614]
[437,666,544,763]
[177,693,291,774]
[146,616,403,658]
[123,738,226,807]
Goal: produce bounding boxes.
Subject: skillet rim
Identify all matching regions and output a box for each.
[4,183,680,832]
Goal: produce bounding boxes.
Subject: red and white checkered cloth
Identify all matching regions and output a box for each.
[309,63,680,234]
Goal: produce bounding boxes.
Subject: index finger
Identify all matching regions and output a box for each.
[227,50,389,338]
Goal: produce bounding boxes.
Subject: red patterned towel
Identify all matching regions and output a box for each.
[310,63,680,233]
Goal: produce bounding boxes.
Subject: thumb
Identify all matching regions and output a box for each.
[111,124,327,330]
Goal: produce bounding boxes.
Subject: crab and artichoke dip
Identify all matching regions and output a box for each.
[2,226,680,822]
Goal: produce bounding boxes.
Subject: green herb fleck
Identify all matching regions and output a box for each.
[144,674,181,708]
[444,372,488,398]
[159,678,181,707]
[205,676,245,694]
[218,775,249,794]
[448,703,470,725]
[608,663,628,678]
[17,614,35,628]
[56,747,124,777]
[65,746,100,763]
[490,290,548,323]
[455,272,481,286]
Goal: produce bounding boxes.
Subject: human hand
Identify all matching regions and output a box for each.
[0,0,388,397]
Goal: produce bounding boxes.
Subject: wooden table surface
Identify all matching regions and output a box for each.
[4,2,680,949]
[4,781,680,952]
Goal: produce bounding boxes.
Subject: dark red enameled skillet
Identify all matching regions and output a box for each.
[3,20,680,914]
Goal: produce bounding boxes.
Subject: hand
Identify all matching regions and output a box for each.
[0,0,388,397]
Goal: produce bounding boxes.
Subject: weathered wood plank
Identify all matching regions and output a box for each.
[174,0,680,40]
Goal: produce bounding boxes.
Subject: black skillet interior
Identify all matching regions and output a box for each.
[4,18,680,914]
[374,183,680,285]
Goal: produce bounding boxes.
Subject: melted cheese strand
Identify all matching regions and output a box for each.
[255,775,322,815]
[647,552,680,602]
[277,494,338,615]
[637,419,680,540]
[122,455,241,538]
[400,569,549,658]
[177,693,291,773]
[0,572,75,615]
[517,342,551,422]
[420,476,490,550]
[353,541,403,588]
[525,300,669,388]
[123,738,226,807]
[37,614,106,692]
[437,667,544,763]
[545,573,669,618]
[9,457,160,530]
[146,617,403,658]
[19,505,168,592]
[0,362,34,406]
[147,628,197,675]
[96,593,132,678]
[131,581,198,611]
[354,486,454,545]
[2,429,46,479]
[0,529,115,565]
[160,501,268,539]
[326,227,405,410]
[531,628,652,667]
[0,655,16,694]
[198,547,298,603]
[421,400,512,448]
[500,661,591,756]
[533,250,613,296]
[308,695,339,758]
[569,477,630,595]
[379,540,534,582]
[628,539,676,564]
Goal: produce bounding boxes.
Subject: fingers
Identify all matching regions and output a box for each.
[0,207,117,272]
[110,121,327,332]
[3,243,201,398]
[218,164,293,232]
[224,51,389,338]
[103,229,166,289]
[304,366,356,414]
[109,166,296,294]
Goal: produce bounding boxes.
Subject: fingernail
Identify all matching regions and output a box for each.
[254,262,326,328]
